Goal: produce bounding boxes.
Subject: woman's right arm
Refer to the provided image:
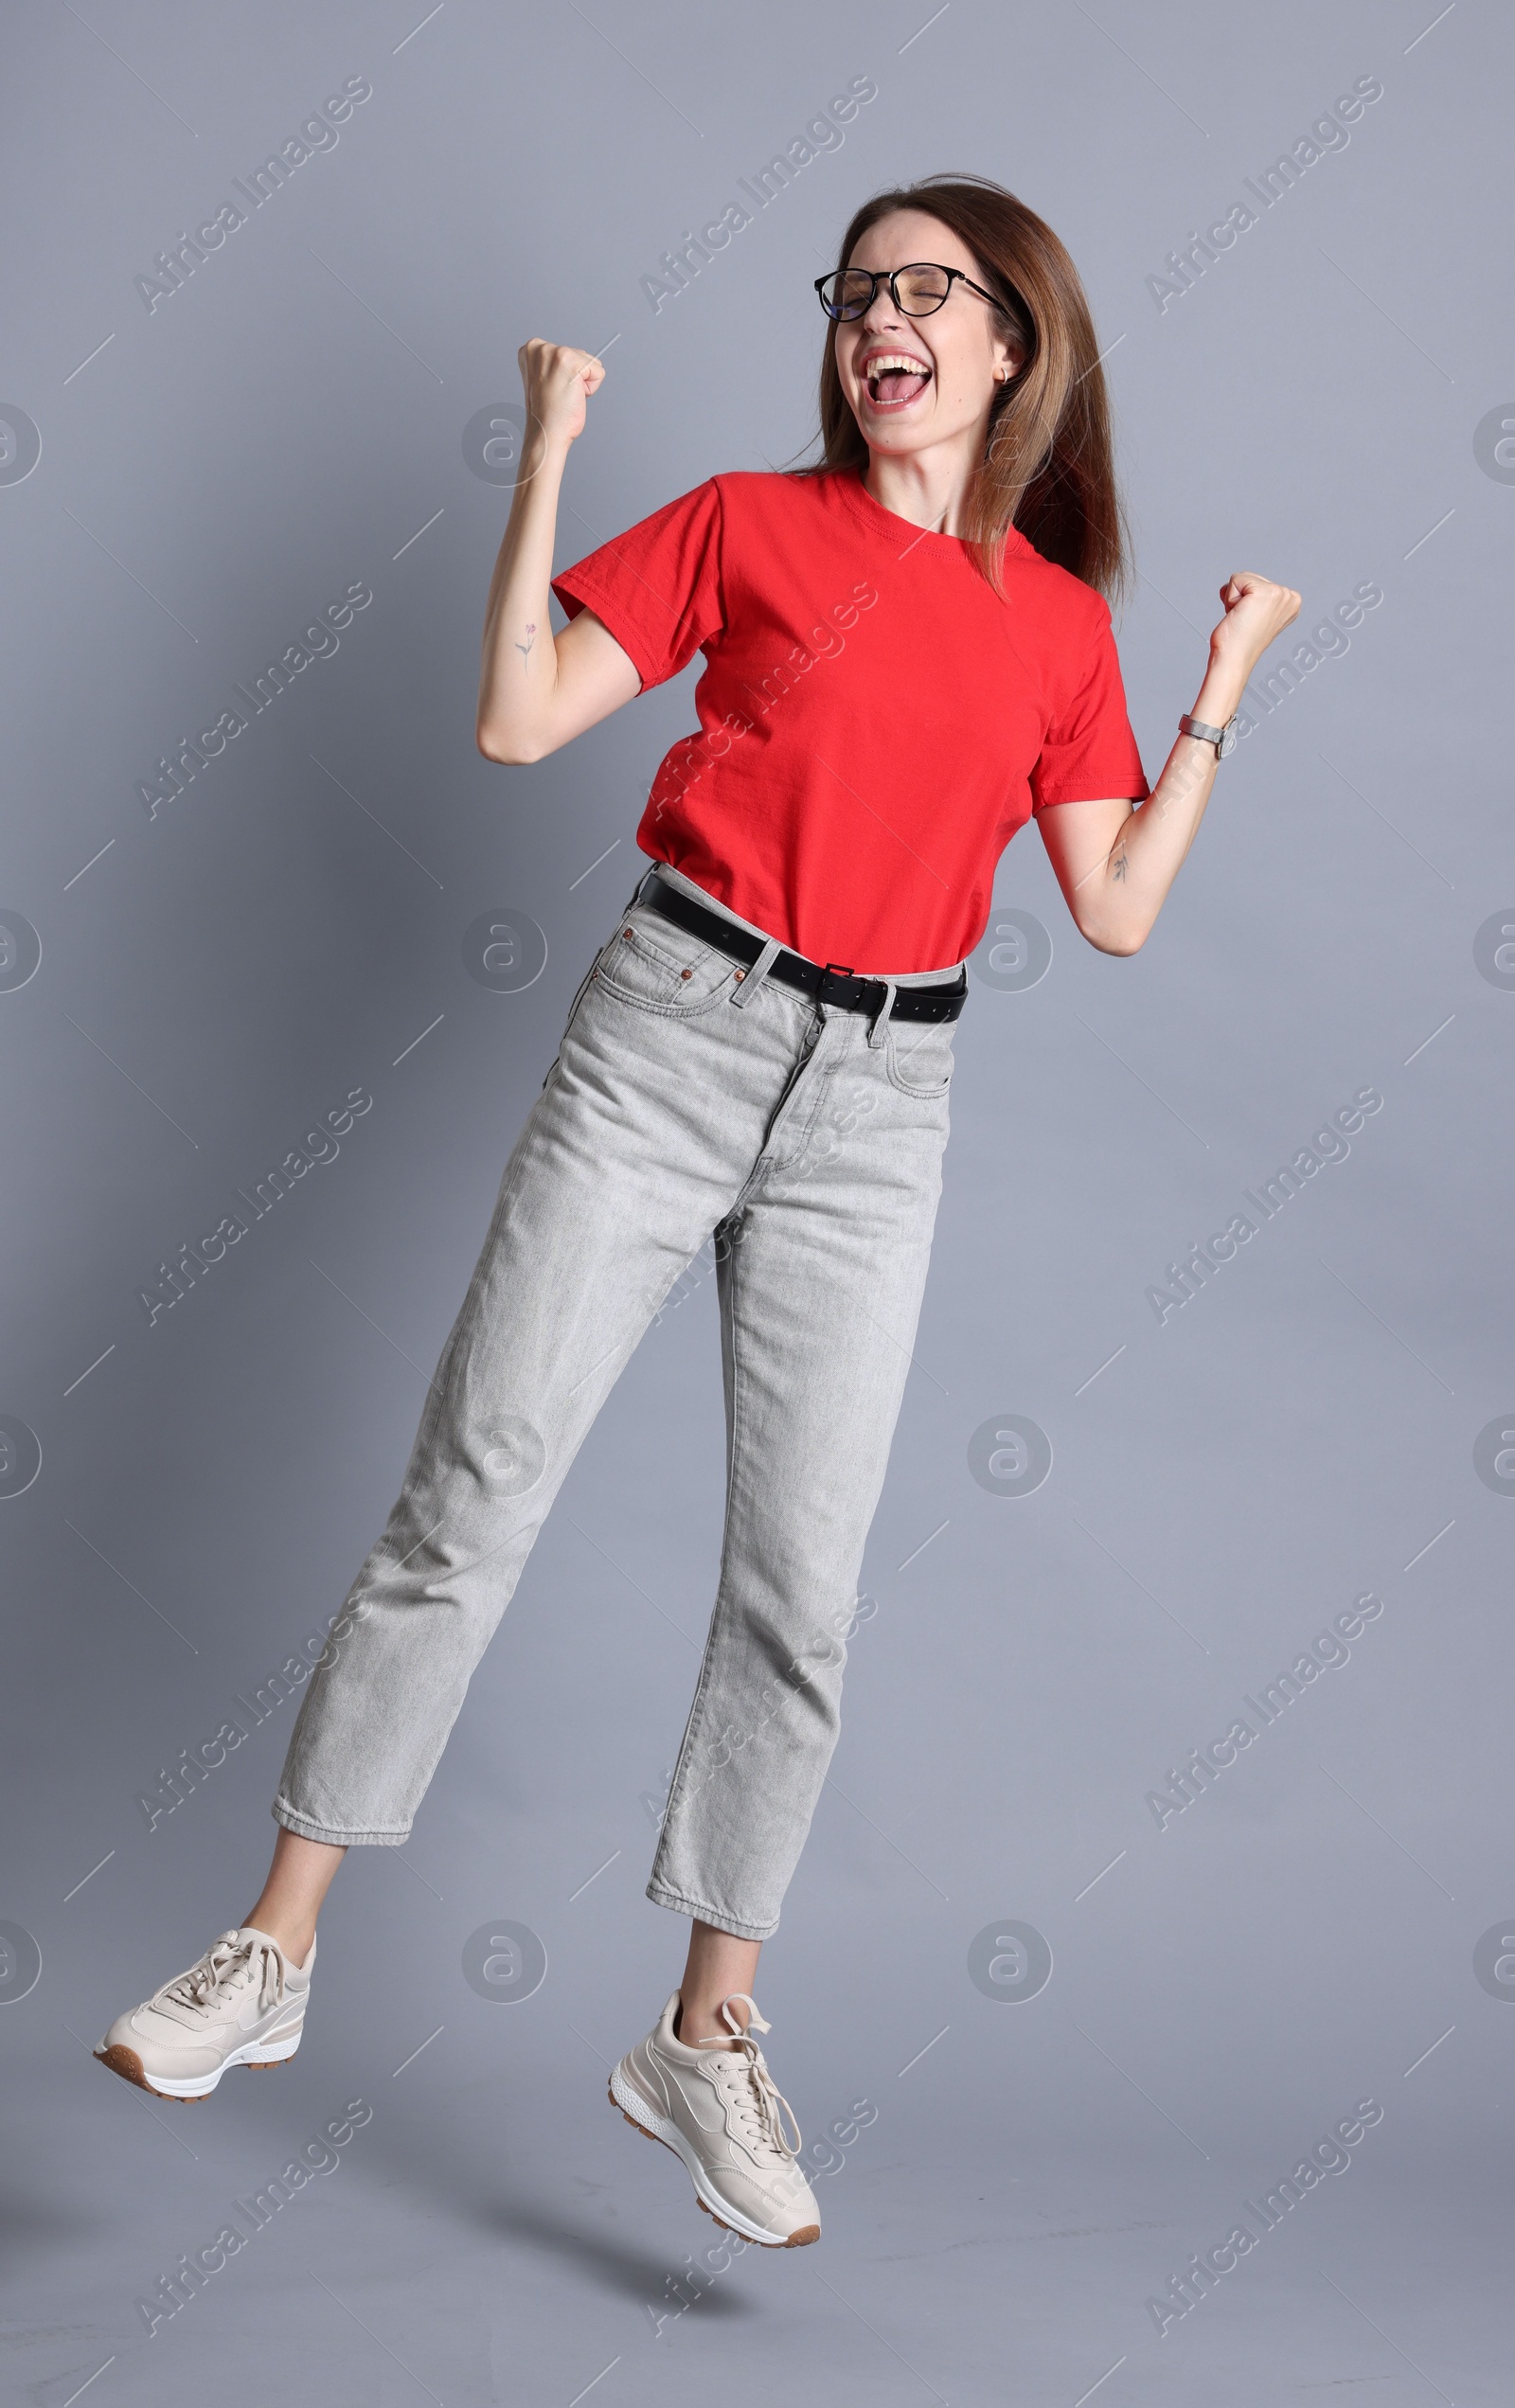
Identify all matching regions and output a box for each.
[475,340,641,764]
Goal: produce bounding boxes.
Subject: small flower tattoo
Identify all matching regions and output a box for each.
[514,620,537,665]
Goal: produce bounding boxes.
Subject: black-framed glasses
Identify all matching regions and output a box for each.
[814,261,1002,321]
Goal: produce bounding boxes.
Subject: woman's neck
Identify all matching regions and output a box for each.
[864,437,980,538]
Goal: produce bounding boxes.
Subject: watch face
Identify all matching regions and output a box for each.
[1218,719,1238,758]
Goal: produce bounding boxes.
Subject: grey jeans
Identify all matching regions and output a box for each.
[275,866,957,1939]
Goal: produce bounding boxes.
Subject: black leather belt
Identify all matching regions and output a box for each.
[640,874,968,1024]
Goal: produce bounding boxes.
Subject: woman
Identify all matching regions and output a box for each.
[96,176,1298,2249]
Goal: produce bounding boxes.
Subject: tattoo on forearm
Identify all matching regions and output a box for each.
[514,620,536,665]
[1112,835,1129,882]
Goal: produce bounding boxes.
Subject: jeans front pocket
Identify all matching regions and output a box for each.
[885,1015,956,1097]
[593,899,739,1017]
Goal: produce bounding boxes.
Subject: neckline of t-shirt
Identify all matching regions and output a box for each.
[827,464,1036,564]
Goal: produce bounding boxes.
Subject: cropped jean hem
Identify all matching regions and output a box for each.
[644,1878,777,1944]
[272,1798,411,1849]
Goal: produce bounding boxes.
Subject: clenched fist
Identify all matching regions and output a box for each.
[517,339,606,452]
[1207,569,1302,687]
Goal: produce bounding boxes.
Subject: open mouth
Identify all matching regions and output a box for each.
[864,352,933,407]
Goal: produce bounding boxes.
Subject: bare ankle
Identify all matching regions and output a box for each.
[241,1830,344,1971]
[675,1922,761,2046]
[676,1994,748,2047]
[243,1911,315,1967]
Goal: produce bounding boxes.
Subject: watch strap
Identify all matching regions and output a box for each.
[1180,712,1239,758]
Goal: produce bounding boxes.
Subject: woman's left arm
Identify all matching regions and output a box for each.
[1037,569,1301,955]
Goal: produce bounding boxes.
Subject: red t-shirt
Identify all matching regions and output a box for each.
[552,466,1148,974]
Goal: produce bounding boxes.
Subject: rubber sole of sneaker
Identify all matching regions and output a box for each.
[607,2071,820,2248]
[94,2027,301,2101]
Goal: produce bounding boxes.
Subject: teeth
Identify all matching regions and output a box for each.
[867,354,930,378]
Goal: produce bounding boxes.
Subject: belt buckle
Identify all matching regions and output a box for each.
[818,959,859,1008]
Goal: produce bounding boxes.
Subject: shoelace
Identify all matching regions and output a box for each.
[159,1930,286,2016]
[692,1992,803,2161]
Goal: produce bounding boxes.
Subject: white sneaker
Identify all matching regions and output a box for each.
[95,1926,312,2101]
[610,1990,821,2246]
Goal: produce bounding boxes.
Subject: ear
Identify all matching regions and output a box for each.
[990,325,1024,385]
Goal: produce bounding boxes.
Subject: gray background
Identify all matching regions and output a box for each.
[3,1,1512,2401]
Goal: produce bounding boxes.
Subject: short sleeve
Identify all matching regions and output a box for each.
[551,479,724,693]
[1030,598,1149,812]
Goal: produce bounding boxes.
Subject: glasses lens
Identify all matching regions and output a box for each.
[896,265,953,315]
[821,270,874,319]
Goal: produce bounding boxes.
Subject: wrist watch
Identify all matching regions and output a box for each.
[1180,711,1239,759]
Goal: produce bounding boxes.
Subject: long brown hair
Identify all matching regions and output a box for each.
[809,174,1130,602]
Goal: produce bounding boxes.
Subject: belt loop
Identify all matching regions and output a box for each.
[730,935,781,1008]
[865,979,897,1047]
